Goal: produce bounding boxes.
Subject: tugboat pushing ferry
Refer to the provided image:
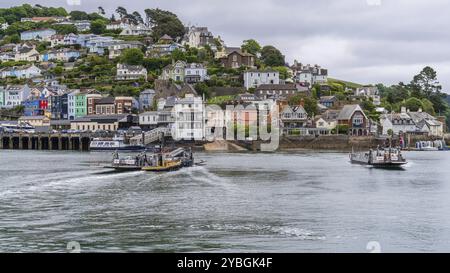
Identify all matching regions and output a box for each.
[350,146,407,169]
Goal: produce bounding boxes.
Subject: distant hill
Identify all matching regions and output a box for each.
[327,78,364,89]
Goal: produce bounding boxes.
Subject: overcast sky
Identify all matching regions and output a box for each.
[2,0,450,92]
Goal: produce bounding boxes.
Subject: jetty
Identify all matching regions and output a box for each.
[0,132,91,151]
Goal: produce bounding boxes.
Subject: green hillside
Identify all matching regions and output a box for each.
[328,78,364,89]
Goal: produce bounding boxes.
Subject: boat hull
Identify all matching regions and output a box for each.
[90,146,145,151]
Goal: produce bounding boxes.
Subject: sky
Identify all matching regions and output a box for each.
[2,0,450,92]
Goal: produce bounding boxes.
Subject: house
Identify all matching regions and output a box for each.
[120,24,152,36]
[183,26,215,48]
[108,41,143,59]
[219,47,255,69]
[23,97,49,116]
[116,63,148,81]
[160,60,186,82]
[41,48,81,62]
[255,84,299,99]
[115,97,134,114]
[243,70,280,90]
[337,104,369,136]
[319,96,338,108]
[50,93,69,119]
[280,105,308,135]
[70,114,136,132]
[0,52,15,62]
[20,17,67,23]
[379,108,417,136]
[50,34,66,47]
[106,21,131,30]
[314,116,337,131]
[55,20,91,32]
[139,111,159,130]
[20,28,57,41]
[147,36,183,57]
[67,90,80,120]
[14,46,40,62]
[18,115,51,128]
[139,89,156,111]
[407,109,444,137]
[63,33,80,45]
[184,63,208,83]
[95,97,115,115]
[0,65,41,79]
[172,94,205,140]
[86,36,116,55]
[355,86,381,106]
[86,93,103,116]
[3,85,31,109]
[291,61,328,87]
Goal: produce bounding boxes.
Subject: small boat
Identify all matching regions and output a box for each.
[142,160,182,172]
[90,136,145,151]
[350,147,407,169]
[415,140,444,151]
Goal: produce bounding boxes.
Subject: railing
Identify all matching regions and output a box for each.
[130,127,172,146]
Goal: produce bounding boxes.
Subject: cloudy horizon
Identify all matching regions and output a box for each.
[2,0,450,93]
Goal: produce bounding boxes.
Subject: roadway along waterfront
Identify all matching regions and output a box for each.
[0,150,450,252]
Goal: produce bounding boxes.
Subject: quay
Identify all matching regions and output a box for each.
[0,132,91,151]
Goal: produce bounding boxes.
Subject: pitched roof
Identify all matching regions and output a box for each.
[96,97,115,105]
[337,104,367,120]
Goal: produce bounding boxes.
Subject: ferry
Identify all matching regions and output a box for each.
[90,136,145,151]
[107,147,196,172]
[350,147,407,168]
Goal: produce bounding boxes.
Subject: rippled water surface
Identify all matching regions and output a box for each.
[0,150,450,252]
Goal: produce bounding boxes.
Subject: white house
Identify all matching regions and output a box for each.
[20,28,56,41]
[116,63,148,81]
[183,26,215,49]
[3,85,31,109]
[106,21,131,30]
[379,110,417,136]
[172,94,205,140]
[291,61,328,87]
[184,63,208,83]
[139,111,159,130]
[243,70,280,90]
[14,46,40,62]
[355,86,381,106]
[0,65,41,79]
[120,24,152,36]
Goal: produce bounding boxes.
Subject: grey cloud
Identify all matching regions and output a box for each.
[1,0,450,91]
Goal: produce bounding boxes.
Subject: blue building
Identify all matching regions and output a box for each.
[23,97,48,116]
[21,28,56,41]
[139,89,155,111]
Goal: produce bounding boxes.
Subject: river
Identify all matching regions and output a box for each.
[0,150,449,252]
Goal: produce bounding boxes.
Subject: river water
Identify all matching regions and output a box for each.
[0,150,450,253]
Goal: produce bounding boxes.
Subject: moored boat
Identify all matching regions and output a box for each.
[90,136,145,151]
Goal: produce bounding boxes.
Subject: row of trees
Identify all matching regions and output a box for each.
[0,4,67,24]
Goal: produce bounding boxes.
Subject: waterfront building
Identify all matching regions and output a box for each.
[139,111,159,130]
[280,105,308,135]
[23,97,49,116]
[95,97,115,115]
[18,115,51,128]
[67,90,79,120]
[50,93,69,120]
[86,93,102,116]
[20,28,56,41]
[172,94,205,140]
[115,97,134,114]
[337,104,369,136]
[70,114,136,132]
[243,70,280,90]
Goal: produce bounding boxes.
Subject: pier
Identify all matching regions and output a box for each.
[0,133,91,151]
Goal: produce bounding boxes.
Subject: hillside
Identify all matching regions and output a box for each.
[328,78,364,89]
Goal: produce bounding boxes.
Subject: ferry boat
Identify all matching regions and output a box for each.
[90,136,144,151]
[107,147,195,172]
[350,147,407,168]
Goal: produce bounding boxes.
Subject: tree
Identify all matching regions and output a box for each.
[120,48,144,65]
[52,24,78,35]
[132,11,144,24]
[241,39,261,56]
[261,45,285,67]
[91,19,106,34]
[69,10,89,20]
[98,6,106,16]
[115,6,128,20]
[145,8,185,42]
[410,66,448,114]
[402,97,423,112]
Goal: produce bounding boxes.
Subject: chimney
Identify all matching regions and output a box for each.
[418,108,422,113]
[300,98,305,107]
[401,106,406,113]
